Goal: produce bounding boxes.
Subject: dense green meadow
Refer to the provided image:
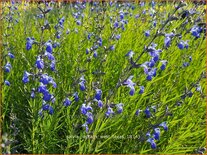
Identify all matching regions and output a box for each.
[1,0,206,154]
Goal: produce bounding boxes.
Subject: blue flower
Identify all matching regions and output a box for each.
[109,45,115,51]
[35,56,44,69]
[164,37,171,47]
[139,86,144,94]
[26,37,34,51]
[125,50,134,59]
[146,68,157,81]
[86,112,93,124]
[8,52,15,58]
[45,42,53,53]
[148,59,155,68]
[160,60,167,70]
[95,89,102,100]
[97,100,103,108]
[59,17,65,25]
[87,34,91,40]
[159,122,168,131]
[53,42,60,48]
[124,76,136,96]
[153,128,160,140]
[93,51,98,58]
[141,63,149,75]
[39,74,52,85]
[145,30,150,37]
[86,48,89,54]
[129,86,135,96]
[116,103,123,113]
[43,92,52,101]
[79,81,86,91]
[147,138,156,149]
[146,131,151,137]
[4,80,10,86]
[120,12,124,20]
[63,98,71,107]
[115,34,121,40]
[26,41,32,50]
[4,63,12,73]
[76,20,81,25]
[153,21,157,27]
[178,40,189,50]
[81,104,87,115]
[135,109,142,116]
[31,90,35,98]
[38,83,48,94]
[22,71,31,84]
[114,21,119,28]
[98,38,102,46]
[50,61,56,71]
[73,92,79,102]
[56,33,61,39]
[105,107,114,117]
[42,104,50,111]
[151,68,157,76]
[81,103,93,115]
[146,75,152,81]
[191,25,202,38]
[48,106,54,115]
[144,107,151,118]
[183,62,189,67]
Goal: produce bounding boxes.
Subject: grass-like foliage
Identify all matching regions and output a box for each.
[1,0,206,154]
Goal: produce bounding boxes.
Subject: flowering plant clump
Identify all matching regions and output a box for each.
[1,0,206,154]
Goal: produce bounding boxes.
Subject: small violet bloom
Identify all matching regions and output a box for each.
[147,138,156,149]
[178,40,189,49]
[160,60,167,70]
[125,50,134,59]
[153,128,160,140]
[123,76,136,96]
[95,89,102,100]
[22,71,31,84]
[35,56,44,70]
[145,30,150,37]
[4,80,10,86]
[116,103,123,114]
[105,107,114,117]
[139,86,145,94]
[73,92,79,102]
[144,107,151,118]
[86,112,93,124]
[63,98,71,107]
[159,122,168,131]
